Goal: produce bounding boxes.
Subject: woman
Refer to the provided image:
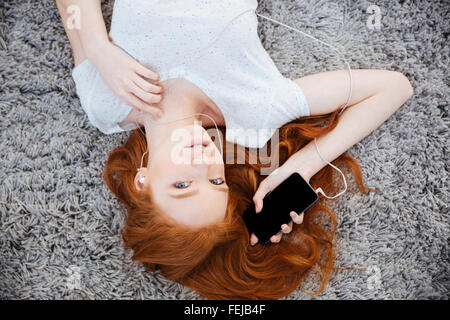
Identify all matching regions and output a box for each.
[56,0,413,299]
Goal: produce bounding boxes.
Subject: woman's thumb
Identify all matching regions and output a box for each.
[254,198,263,213]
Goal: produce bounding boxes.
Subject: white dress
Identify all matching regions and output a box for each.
[71,0,310,148]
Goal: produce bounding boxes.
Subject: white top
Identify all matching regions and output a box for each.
[71,0,310,148]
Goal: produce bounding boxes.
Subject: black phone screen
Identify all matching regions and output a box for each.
[242,172,319,244]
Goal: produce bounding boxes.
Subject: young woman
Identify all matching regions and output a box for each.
[56,0,413,299]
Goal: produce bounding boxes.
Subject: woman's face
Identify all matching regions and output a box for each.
[147,123,228,227]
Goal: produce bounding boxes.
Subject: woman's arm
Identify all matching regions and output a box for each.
[250,69,413,245]
[55,0,164,117]
[286,69,414,181]
[56,0,109,62]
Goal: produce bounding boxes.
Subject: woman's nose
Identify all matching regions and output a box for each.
[190,144,218,165]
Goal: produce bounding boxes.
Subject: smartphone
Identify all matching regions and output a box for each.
[242,172,319,244]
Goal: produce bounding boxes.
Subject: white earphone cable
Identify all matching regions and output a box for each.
[256,13,351,199]
[136,10,352,199]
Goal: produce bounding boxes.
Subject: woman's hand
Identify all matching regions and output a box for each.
[249,211,305,245]
[250,164,310,245]
[87,39,165,118]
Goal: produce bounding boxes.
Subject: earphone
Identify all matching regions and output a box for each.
[135,9,352,199]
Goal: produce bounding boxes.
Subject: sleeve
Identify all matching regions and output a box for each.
[278,76,310,120]
[264,75,311,129]
[71,59,138,134]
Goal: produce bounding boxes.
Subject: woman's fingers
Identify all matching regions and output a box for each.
[290,211,304,224]
[272,213,303,242]
[250,214,302,246]
[252,181,270,213]
[123,91,163,118]
[251,192,264,213]
[254,199,263,214]
[281,221,293,234]
[270,232,283,243]
[133,74,164,94]
[250,233,259,246]
[133,62,160,82]
[129,81,163,105]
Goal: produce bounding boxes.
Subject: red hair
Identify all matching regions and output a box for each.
[103,106,377,299]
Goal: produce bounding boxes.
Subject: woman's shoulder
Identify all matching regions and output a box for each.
[71,59,135,134]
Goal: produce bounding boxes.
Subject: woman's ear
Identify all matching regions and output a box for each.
[134,168,149,191]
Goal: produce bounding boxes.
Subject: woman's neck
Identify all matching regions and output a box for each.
[135,78,216,157]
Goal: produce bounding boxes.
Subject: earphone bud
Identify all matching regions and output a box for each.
[137,167,146,185]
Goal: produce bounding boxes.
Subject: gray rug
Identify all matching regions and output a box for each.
[0,0,448,299]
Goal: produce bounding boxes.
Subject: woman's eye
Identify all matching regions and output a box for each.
[174,181,191,189]
[210,178,225,185]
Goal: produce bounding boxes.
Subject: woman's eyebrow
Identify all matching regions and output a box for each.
[215,184,229,192]
[167,188,200,198]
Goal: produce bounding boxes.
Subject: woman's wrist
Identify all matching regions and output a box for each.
[84,36,111,61]
[282,154,312,183]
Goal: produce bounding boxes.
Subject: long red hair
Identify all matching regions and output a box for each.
[103,106,377,299]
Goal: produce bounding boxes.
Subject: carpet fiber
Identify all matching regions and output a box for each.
[0,0,448,299]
